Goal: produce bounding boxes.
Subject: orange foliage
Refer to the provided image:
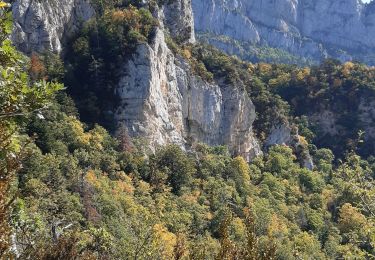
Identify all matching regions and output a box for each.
[29,53,46,80]
[109,6,141,30]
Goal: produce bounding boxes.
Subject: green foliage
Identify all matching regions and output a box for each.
[150,145,196,194]
[0,3,62,257]
[197,32,316,66]
[184,43,375,157]
[11,93,375,258]
[3,2,375,259]
[255,60,375,157]
[298,169,325,193]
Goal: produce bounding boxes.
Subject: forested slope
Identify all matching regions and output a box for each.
[0,1,374,259]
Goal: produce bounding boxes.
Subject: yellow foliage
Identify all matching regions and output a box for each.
[182,48,192,59]
[295,67,311,81]
[232,156,251,182]
[152,224,177,259]
[268,214,288,237]
[278,203,289,216]
[269,73,291,88]
[247,63,255,73]
[293,232,321,254]
[342,61,355,76]
[181,193,198,204]
[137,180,152,195]
[120,196,138,215]
[296,71,305,82]
[302,67,311,76]
[298,135,308,146]
[206,212,213,220]
[338,203,367,233]
[86,170,99,187]
[321,188,334,209]
[258,63,272,76]
[0,1,9,8]
[67,116,90,146]
[268,78,278,87]
[114,180,134,195]
[88,127,105,150]
[231,217,246,239]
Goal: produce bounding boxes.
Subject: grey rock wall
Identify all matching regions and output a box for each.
[163,0,196,43]
[192,0,375,63]
[115,28,262,159]
[11,0,94,53]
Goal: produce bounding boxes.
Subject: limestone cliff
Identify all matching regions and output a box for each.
[162,0,195,44]
[10,0,195,54]
[110,1,262,159]
[9,0,263,159]
[11,0,94,53]
[115,27,262,159]
[192,0,375,64]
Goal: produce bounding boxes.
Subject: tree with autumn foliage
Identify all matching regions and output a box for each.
[0,3,62,257]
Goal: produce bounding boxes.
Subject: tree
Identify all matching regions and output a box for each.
[0,3,62,257]
[226,156,251,195]
[151,145,196,194]
[338,203,367,234]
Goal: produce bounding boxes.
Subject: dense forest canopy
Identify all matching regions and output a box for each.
[0,0,374,259]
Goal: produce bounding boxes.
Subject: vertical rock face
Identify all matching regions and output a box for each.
[162,0,196,43]
[10,0,262,159]
[115,28,262,159]
[11,0,94,53]
[192,0,375,63]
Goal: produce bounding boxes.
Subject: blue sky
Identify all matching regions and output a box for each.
[363,0,372,3]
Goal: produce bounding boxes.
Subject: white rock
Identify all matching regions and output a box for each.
[115,28,262,160]
[11,0,94,53]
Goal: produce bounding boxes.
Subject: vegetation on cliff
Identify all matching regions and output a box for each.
[1,1,375,259]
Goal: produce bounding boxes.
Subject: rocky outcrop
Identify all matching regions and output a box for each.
[162,0,195,43]
[265,124,314,170]
[265,124,294,148]
[115,28,262,159]
[114,1,261,159]
[10,0,262,159]
[11,0,94,53]
[359,98,375,140]
[192,0,375,64]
